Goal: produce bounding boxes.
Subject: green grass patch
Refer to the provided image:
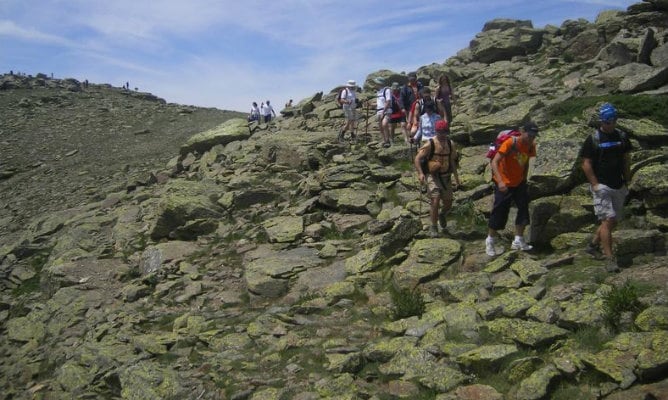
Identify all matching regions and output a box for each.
[569,326,614,353]
[544,262,607,289]
[390,286,426,320]
[546,94,668,125]
[603,280,645,331]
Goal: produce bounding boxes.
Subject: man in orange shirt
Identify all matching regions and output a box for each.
[485,122,538,257]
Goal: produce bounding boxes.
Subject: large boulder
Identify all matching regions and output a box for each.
[470,20,544,64]
[180,118,250,155]
[651,42,668,66]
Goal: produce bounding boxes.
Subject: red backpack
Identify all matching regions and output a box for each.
[485,130,521,160]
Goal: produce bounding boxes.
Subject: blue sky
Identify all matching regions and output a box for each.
[1,0,638,113]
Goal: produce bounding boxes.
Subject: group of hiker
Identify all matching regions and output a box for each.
[334,77,630,270]
[247,100,276,123]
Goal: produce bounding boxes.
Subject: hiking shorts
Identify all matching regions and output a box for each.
[390,115,406,124]
[488,181,530,230]
[343,107,357,121]
[428,173,453,200]
[592,184,628,221]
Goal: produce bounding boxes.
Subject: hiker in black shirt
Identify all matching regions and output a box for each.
[581,103,632,272]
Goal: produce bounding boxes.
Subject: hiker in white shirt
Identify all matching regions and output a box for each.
[337,80,358,142]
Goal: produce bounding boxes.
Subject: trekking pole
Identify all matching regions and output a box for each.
[364,101,369,138]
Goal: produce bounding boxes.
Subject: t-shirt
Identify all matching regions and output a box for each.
[580,129,632,189]
[414,113,441,142]
[376,87,391,112]
[341,88,356,109]
[495,137,536,187]
[263,104,274,116]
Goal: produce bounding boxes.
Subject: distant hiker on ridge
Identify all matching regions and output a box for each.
[262,100,276,123]
[248,102,260,122]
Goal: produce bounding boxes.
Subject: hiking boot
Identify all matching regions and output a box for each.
[585,242,604,259]
[605,257,620,273]
[337,130,345,143]
[485,237,498,257]
[428,225,439,238]
[438,212,447,230]
[511,238,533,251]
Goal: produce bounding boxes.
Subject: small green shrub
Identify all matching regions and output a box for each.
[570,326,613,352]
[602,280,644,331]
[390,286,425,320]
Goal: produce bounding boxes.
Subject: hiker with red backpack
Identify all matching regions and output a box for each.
[414,119,461,237]
[400,72,423,142]
[485,122,539,257]
[337,80,358,142]
[388,82,407,144]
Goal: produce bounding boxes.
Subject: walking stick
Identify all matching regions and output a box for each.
[364,101,370,138]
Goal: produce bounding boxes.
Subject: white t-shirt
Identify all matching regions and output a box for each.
[341,88,356,109]
[263,103,274,116]
[250,105,260,117]
[376,87,391,113]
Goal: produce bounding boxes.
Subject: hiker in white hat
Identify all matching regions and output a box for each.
[337,80,358,142]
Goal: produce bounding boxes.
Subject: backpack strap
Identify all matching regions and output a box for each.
[428,138,435,160]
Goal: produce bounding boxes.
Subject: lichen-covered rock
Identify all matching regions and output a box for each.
[476,289,538,319]
[559,292,606,329]
[514,364,562,400]
[630,163,668,209]
[393,238,461,287]
[486,318,569,347]
[318,188,374,213]
[262,215,304,243]
[433,272,493,303]
[635,306,668,331]
[456,344,519,369]
[180,118,250,155]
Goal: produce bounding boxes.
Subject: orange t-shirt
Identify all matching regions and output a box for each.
[494,137,536,187]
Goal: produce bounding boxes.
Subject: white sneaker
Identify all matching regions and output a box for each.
[511,238,533,251]
[485,237,497,257]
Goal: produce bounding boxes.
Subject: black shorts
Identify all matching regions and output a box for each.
[390,115,406,124]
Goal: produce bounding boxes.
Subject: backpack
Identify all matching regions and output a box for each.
[485,130,521,160]
[590,128,627,165]
[337,88,348,106]
[419,138,453,175]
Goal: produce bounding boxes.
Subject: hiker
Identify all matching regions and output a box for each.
[285,99,293,108]
[400,72,423,141]
[388,82,407,143]
[411,99,441,143]
[248,102,260,122]
[581,103,632,272]
[262,100,276,123]
[373,77,393,148]
[410,87,441,136]
[436,74,455,123]
[485,122,539,257]
[414,119,461,237]
[337,80,358,142]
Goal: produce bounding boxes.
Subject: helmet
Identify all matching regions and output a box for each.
[435,119,449,132]
[599,103,617,122]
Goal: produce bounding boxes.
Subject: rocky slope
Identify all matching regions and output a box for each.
[1,1,668,399]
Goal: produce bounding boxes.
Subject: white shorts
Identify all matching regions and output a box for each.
[592,184,628,221]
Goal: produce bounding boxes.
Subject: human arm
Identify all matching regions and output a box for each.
[491,152,507,192]
[413,145,429,184]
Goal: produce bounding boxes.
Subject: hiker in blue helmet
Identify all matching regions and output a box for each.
[580,102,632,272]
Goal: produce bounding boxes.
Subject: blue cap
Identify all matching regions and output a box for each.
[599,103,617,122]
